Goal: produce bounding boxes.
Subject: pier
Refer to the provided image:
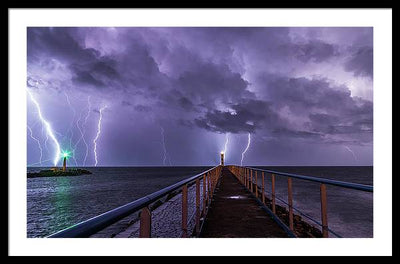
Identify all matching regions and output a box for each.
[200,167,288,237]
[48,163,373,238]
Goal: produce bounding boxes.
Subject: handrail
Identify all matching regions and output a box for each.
[245,167,373,192]
[48,166,219,238]
[227,165,372,238]
[263,188,342,238]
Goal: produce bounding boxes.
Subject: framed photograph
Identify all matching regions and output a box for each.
[8,8,392,256]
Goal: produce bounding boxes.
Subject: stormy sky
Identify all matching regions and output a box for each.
[27,27,373,166]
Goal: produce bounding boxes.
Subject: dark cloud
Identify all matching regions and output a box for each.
[308,113,340,125]
[278,40,338,63]
[254,74,373,144]
[294,40,337,63]
[271,128,324,139]
[68,57,122,89]
[134,105,152,112]
[26,27,373,166]
[178,97,194,111]
[194,99,280,134]
[344,46,373,78]
[90,59,120,79]
[121,100,132,106]
[177,118,192,126]
[177,62,253,109]
[121,100,152,112]
[27,27,99,63]
[261,75,358,112]
[70,64,106,87]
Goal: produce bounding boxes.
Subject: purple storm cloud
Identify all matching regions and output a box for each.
[27,27,373,166]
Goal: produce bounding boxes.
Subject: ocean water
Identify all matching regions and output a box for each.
[27,166,372,238]
[27,166,210,238]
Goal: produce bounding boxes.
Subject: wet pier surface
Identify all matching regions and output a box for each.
[200,167,288,238]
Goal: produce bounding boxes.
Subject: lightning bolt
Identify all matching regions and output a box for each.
[241,133,251,166]
[82,96,91,166]
[72,111,86,164]
[27,125,43,166]
[160,127,168,166]
[93,105,107,167]
[64,91,76,150]
[42,123,50,154]
[27,89,61,166]
[71,96,92,166]
[64,92,82,166]
[28,159,52,167]
[344,146,358,161]
[223,133,229,156]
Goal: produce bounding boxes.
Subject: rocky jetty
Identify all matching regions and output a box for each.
[27,168,92,178]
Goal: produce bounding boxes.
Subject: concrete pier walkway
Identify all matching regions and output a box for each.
[200,167,288,238]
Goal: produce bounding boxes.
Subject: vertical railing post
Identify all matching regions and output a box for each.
[210,172,212,195]
[182,184,188,238]
[214,169,217,190]
[271,173,276,214]
[212,171,214,194]
[320,184,329,238]
[213,169,216,191]
[249,169,251,191]
[206,173,209,202]
[245,169,247,188]
[262,172,265,204]
[208,173,211,200]
[255,171,258,197]
[250,170,253,193]
[247,169,250,189]
[195,178,200,236]
[202,174,206,216]
[288,177,294,231]
[139,207,151,238]
[210,171,213,194]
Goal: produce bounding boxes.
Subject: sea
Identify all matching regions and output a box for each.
[27,166,373,238]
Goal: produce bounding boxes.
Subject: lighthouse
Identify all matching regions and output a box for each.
[220,152,224,166]
[62,156,67,172]
[61,152,69,172]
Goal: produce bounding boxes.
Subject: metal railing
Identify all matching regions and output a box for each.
[48,166,222,238]
[227,165,373,238]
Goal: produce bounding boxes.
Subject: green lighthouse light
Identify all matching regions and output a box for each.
[61,151,70,159]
